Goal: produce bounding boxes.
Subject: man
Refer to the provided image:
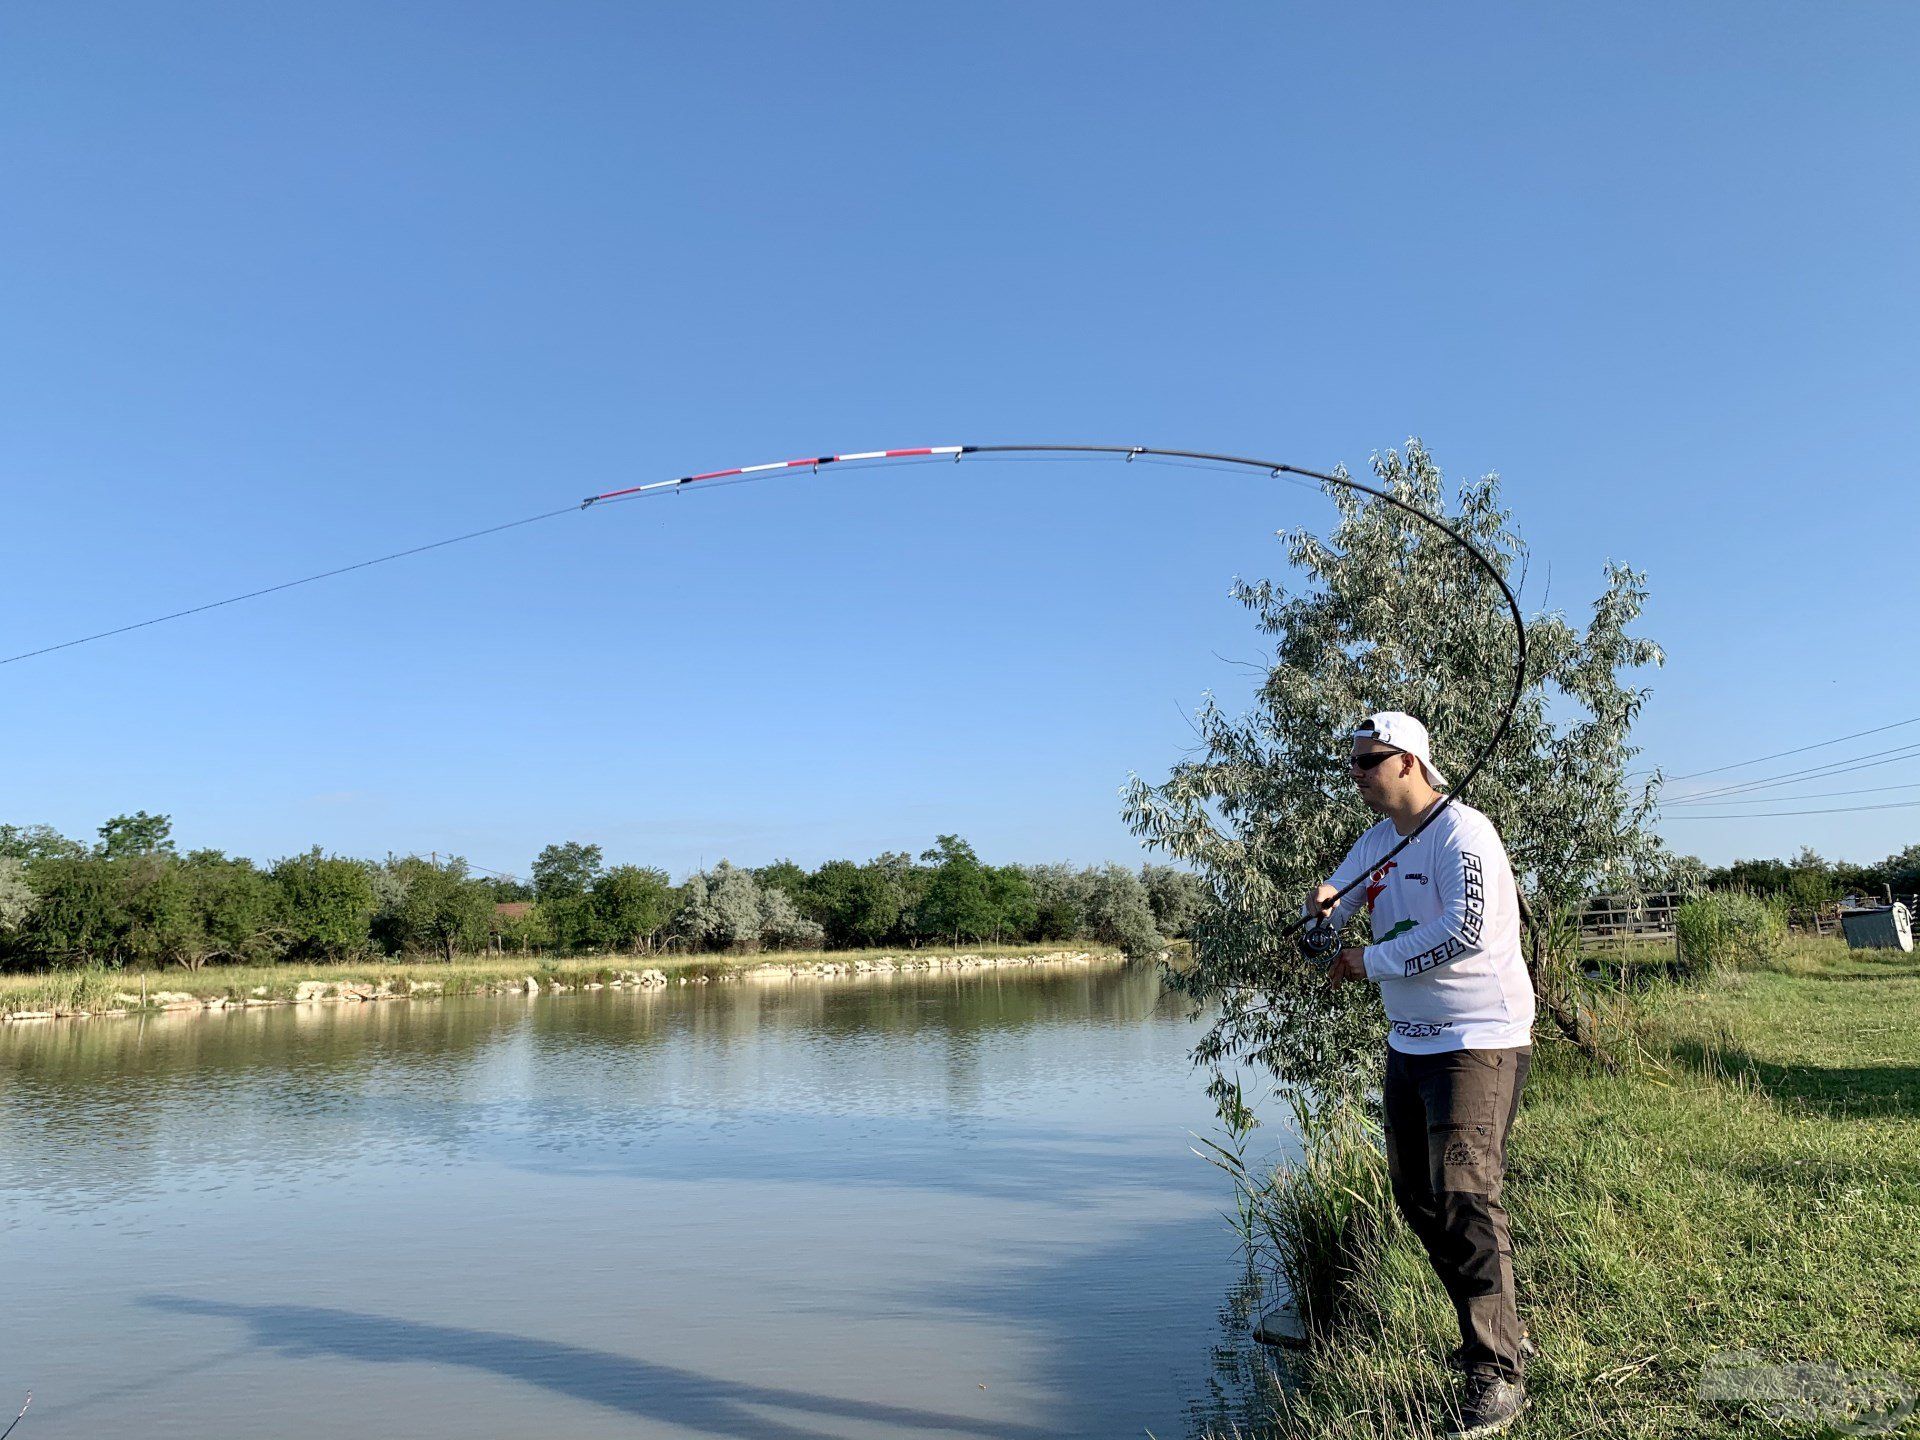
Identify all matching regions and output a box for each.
[1311,711,1534,1439]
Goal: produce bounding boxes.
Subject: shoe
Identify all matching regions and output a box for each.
[1441,1373,1527,1439]
[1447,1334,1537,1372]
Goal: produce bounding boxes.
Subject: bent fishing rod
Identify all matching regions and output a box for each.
[3,441,1527,945]
[579,442,1527,951]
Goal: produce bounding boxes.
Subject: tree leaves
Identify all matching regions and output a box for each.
[1125,441,1663,1101]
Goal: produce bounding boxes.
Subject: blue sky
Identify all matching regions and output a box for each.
[3,2,1916,878]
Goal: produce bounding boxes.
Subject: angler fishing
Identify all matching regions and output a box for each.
[6,439,1533,1437]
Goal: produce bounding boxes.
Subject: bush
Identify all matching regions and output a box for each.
[1675,892,1785,974]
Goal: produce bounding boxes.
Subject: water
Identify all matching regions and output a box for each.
[0,962,1288,1439]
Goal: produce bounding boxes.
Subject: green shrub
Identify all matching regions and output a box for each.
[1675,892,1785,974]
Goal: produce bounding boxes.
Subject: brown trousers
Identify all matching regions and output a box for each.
[1382,1044,1531,1381]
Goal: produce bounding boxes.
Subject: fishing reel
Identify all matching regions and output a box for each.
[1296,918,1342,966]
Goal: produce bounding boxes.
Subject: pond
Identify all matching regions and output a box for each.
[0,961,1288,1439]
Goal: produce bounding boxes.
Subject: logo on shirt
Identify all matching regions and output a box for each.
[1405,873,1430,885]
[1363,861,1398,911]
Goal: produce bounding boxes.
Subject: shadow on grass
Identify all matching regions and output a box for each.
[143,1295,1051,1440]
[1666,1038,1920,1118]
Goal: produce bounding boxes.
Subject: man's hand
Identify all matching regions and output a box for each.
[1308,883,1339,920]
[1326,947,1367,986]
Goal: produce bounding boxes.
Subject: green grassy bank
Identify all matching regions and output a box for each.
[1233,938,1920,1439]
[0,942,1119,1020]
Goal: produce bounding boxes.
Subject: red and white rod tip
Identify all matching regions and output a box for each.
[582,446,965,506]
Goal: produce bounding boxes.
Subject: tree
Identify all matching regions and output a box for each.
[1710,856,1791,895]
[672,862,767,952]
[1782,847,1839,912]
[1022,863,1091,942]
[272,848,375,961]
[1125,441,1662,1099]
[1140,864,1209,938]
[1083,864,1164,958]
[1638,851,1709,895]
[802,860,902,949]
[368,858,415,954]
[758,885,825,951]
[388,856,494,962]
[983,865,1038,943]
[478,875,535,903]
[0,857,31,935]
[867,851,929,946]
[15,854,128,968]
[97,811,175,860]
[532,841,604,902]
[917,835,994,944]
[753,860,809,907]
[496,905,552,955]
[539,893,598,952]
[0,823,85,863]
[1882,843,1920,895]
[179,852,280,968]
[124,851,280,971]
[592,865,675,953]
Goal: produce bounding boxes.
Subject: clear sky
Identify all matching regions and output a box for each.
[3,2,1916,879]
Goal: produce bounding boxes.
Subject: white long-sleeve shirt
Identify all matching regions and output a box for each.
[1317,801,1534,1054]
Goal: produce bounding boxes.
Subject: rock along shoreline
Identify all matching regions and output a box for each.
[0,949,1126,1026]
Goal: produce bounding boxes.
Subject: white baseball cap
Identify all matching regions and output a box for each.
[1352,711,1448,789]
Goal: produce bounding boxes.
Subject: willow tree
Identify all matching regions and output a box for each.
[1123,440,1662,1102]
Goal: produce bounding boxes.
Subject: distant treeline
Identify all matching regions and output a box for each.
[0,815,1207,972]
[1691,842,1920,908]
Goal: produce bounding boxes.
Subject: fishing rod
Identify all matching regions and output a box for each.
[5,441,1528,947]
[580,443,1529,955]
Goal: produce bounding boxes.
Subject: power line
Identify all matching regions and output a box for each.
[1662,780,1920,807]
[1662,741,1920,804]
[1655,714,1920,782]
[410,852,524,882]
[1664,799,1920,819]
[462,860,525,882]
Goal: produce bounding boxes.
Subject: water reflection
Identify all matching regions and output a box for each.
[1179,1266,1291,1438]
[1,962,1283,1440]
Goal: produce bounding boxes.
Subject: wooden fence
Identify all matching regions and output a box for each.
[1575,891,1918,942]
[1577,892,1686,945]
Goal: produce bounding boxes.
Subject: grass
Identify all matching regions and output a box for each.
[1223,936,1920,1439]
[0,941,1119,1018]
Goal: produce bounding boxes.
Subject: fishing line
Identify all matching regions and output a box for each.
[7,441,1528,938]
[0,504,580,667]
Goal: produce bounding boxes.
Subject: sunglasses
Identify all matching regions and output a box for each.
[1350,750,1404,772]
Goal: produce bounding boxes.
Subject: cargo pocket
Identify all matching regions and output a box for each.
[1432,1122,1498,1195]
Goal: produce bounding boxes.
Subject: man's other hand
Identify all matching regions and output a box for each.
[1326,947,1366,986]
[1309,883,1338,918]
